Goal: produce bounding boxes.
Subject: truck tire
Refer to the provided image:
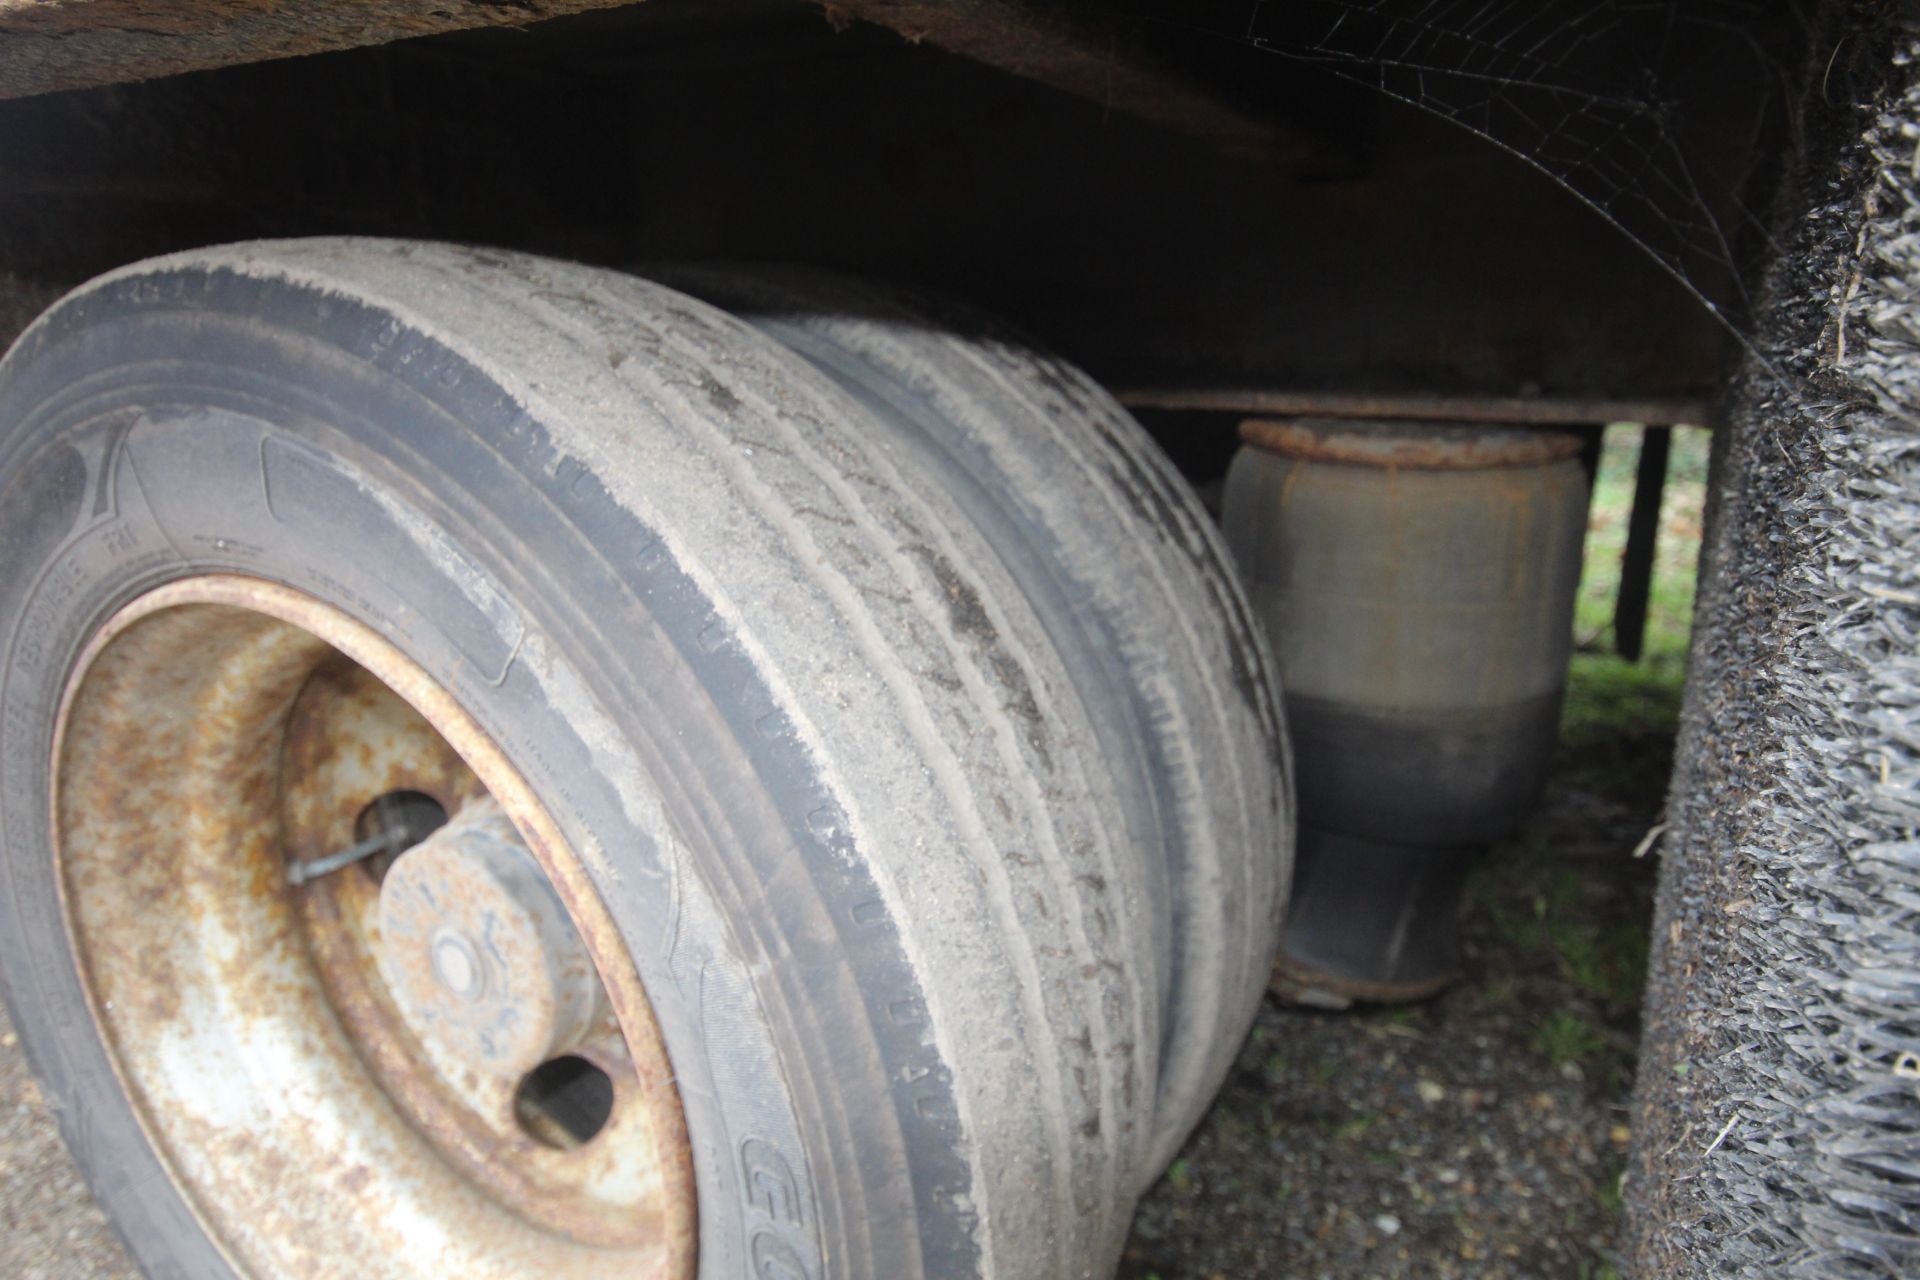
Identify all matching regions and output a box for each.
[0,239,1278,1279]
[657,265,1290,1178]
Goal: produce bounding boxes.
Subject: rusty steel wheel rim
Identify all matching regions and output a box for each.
[51,575,696,1279]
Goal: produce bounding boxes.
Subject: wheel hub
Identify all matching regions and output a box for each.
[378,798,610,1078]
[51,576,695,1277]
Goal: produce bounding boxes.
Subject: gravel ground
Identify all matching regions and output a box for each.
[1120,765,1664,1280]
[0,430,1693,1278]
[0,1000,137,1280]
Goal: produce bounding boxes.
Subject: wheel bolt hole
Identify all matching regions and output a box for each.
[352,790,448,884]
[515,1055,616,1150]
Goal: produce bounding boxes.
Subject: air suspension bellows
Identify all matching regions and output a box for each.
[1224,418,1589,1005]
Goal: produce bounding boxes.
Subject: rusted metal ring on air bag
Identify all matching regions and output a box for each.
[51,575,695,1280]
[1239,417,1587,470]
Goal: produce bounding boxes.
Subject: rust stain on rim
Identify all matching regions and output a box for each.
[51,574,696,1279]
[1240,417,1588,470]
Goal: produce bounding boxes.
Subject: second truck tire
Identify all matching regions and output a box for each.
[662,265,1292,1174]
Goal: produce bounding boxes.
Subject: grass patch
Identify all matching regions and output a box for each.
[1556,426,1709,803]
[1533,1011,1608,1067]
[1333,1112,1379,1142]
[1558,654,1686,799]
[1480,870,1648,1009]
[1564,921,1651,1007]
[1573,426,1708,659]
[1594,1163,1627,1218]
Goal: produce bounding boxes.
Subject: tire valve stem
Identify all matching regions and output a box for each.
[287,829,409,887]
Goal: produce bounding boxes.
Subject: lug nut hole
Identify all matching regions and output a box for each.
[352,790,449,883]
[515,1056,615,1150]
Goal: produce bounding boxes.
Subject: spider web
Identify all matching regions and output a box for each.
[1155,0,1805,341]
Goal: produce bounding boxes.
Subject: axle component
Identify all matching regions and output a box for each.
[1225,418,1589,1004]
